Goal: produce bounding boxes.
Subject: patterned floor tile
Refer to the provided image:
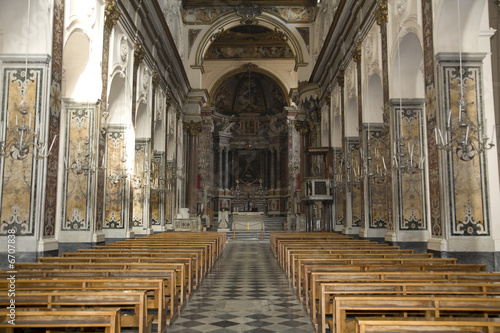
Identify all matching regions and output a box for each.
[168,242,315,333]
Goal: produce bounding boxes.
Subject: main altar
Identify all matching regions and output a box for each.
[232,212,264,231]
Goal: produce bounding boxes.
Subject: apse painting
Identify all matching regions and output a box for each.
[212,72,286,116]
[238,150,262,183]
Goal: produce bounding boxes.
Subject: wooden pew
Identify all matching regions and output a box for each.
[0,309,121,333]
[354,317,500,332]
[293,260,483,295]
[92,243,212,273]
[0,268,177,329]
[37,256,198,294]
[0,290,151,333]
[319,281,500,332]
[0,277,170,332]
[329,296,500,333]
[280,244,408,269]
[282,248,417,269]
[14,262,188,304]
[69,248,208,277]
[308,270,500,325]
[291,256,457,288]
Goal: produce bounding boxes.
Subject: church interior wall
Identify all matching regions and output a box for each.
[1,0,500,271]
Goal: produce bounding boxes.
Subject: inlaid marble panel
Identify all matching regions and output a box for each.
[442,63,489,236]
[348,139,361,228]
[63,106,94,231]
[366,125,387,229]
[395,104,427,231]
[0,67,41,235]
[150,153,163,226]
[334,149,344,226]
[132,143,147,227]
[104,130,125,229]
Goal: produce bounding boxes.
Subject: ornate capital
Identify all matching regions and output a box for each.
[104,0,121,31]
[134,42,145,65]
[352,40,362,63]
[337,70,345,88]
[184,121,203,136]
[294,120,310,135]
[152,71,160,89]
[375,0,388,27]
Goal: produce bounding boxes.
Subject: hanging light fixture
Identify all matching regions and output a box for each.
[392,22,425,174]
[436,0,495,159]
[0,0,56,160]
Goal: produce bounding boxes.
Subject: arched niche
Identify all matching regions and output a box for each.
[107,74,128,125]
[391,32,424,99]
[135,101,150,139]
[62,30,90,100]
[345,98,358,137]
[435,0,486,53]
[365,73,383,123]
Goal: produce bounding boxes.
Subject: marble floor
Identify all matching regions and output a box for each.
[168,241,315,333]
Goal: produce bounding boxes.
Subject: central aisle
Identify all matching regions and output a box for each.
[169,241,315,332]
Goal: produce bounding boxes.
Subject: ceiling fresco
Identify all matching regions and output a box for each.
[182,6,316,23]
[212,71,287,115]
[205,25,294,59]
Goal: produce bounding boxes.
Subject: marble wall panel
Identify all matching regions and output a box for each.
[334,149,344,226]
[104,130,125,229]
[0,67,41,235]
[443,64,489,236]
[367,126,387,229]
[348,139,362,227]
[132,143,146,227]
[63,106,94,231]
[150,153,162,226]
[395,104,427,231]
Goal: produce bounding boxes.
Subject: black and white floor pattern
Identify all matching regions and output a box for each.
[168,241,315,333]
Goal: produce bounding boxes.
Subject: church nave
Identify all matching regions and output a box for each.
[169,242,315,333]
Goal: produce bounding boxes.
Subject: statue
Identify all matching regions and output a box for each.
[221,115,236,134]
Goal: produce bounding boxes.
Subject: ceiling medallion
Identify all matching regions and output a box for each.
[236,4,262,25]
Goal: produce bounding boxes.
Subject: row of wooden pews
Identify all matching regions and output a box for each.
[0,232,226,333]
[270,232,500,333]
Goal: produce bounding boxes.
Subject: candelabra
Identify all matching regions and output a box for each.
[233,179,267,202]
[67,136,95,175]
[107,142,128,185]
[365,135,387,183]
[436,98,495,161]
[0,102,57,160]
[392,134,425,174]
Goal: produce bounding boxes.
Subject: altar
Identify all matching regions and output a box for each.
[232,212,264,231]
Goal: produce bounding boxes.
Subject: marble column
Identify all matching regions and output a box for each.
[375,0,395,241]
[270,148,276,190]
[185,121,201,214]
[219,148,223,191]
[41,0,65,250]
[225,148,229,191]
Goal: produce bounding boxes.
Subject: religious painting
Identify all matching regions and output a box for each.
[211,72,286,116]
[238,150,261,183]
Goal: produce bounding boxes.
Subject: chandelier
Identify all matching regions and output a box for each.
[435,0,495,159]
[392,22,424,174]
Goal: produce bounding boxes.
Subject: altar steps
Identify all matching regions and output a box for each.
[264,216,286,231]
[226,231,271,242]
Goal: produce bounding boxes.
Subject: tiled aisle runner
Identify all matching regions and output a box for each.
[169,242,315,332]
